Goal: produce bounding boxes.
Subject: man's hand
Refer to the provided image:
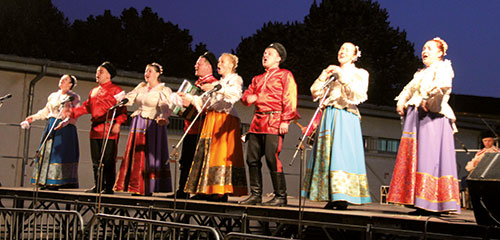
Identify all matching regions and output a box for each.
[279,122,289,135]
[111,123,121,136]
[246,94,258,105]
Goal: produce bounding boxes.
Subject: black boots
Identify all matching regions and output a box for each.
[239,167,262,205]
[166,168,190,199]
[262,172,287,207]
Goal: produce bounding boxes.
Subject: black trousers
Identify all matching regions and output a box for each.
[90,138,117,192]
[176,133,199,191]
[246,133,284,173]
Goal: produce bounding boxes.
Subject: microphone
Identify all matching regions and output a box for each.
[60,96,74,105]
[322,73,339,88]
[0,94,12,101]
[109,98,129,110]
[202,84,222,96]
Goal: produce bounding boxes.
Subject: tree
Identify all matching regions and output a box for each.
[0,1,202,79]
[0,0,70,60]
[235,0,421,106]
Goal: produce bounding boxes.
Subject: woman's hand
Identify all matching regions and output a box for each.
[396,105,406,116]
[25,116,33,123]
[177,92,191,107]
[421,100,429,112]
[156,118,167,126]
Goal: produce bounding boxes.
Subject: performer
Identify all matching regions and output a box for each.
[181,53,248,202]
[465,133,499,172]
[387,38,461,215]
[72,61,127,194]
[240,43,299,206]
[25,75,80,190]
[301,42,372,209]
[114,63,178,196]
[167,52,219,199]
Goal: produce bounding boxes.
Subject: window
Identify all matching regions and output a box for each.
[363,136,400,154]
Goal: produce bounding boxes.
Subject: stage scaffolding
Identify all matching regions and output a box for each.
[1,188,499,240]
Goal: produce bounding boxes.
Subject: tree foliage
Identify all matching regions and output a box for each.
[235,0,421,105]
[0,0,199,78]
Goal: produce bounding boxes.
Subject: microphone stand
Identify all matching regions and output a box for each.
[288,82,331,239]
[169,94,213,222]
[96,107,119,213]
[32,105,65,208]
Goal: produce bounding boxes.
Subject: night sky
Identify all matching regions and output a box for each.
[52,0,500,99]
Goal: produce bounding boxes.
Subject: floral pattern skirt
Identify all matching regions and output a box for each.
[301,107,371,204]
[184,111,248,196]
[387,106,460,213]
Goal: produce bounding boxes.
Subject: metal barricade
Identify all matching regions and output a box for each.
[0,208,84,240]
[87,213,221,240]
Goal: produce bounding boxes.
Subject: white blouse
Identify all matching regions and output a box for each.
[31,90,80,125]
[191,73,243,117]
[395,59,456,122]
[310,63,369,117]
[125,82,177,120]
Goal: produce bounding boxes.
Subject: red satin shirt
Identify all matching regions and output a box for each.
[185,74,218,134]
[242,68,299,135]
[72,81,128,140]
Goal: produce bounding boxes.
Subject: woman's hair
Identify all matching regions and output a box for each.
[148,62,164,75]
[220,53,239,73]
[430,37,448,58]
[63,74,77,89]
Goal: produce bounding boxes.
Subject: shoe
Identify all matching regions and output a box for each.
[262,196,287,207]
[101,189,114,194]
[165,191,189,199]
[85,186,98,193]
[408,209,441,216]
[208,194,228,202]
[190,194,209,200]
[239,194,262,205]
[324,201,348,210]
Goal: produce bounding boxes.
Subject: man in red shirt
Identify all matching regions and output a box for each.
[72,62,127,194]
[240,43,299,206]
[167,52,219,199]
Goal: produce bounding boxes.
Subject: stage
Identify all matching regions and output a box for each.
[0,187,498,239]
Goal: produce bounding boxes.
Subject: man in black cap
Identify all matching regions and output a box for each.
[72,61,127,194]
[167,52,219,199]
[465,132,499,172]
[240,43,299,206]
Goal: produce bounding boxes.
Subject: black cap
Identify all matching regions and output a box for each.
[100,61,117,79]
[481,131,496,139]
[200,52,219,78]
[266,42,287,64]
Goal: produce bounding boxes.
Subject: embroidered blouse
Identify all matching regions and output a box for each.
[395,59,456,122]
[191,73,243,117]
[31,90,80,125]
[310,63,369,117]
[125,82,177,121]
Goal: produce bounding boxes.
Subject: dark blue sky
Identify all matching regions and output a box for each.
[53,0,500,98]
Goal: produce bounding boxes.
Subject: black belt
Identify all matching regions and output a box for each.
[256,111,282,115]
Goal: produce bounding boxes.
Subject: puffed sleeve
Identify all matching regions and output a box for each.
[125,82,147,106]
[340,68,369,105]
[31,93,56,121]
[395,71,419,107]
[214,74,243,105]
[425,60,454,99]
[310,76,327,101]
[158,86,174,119]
